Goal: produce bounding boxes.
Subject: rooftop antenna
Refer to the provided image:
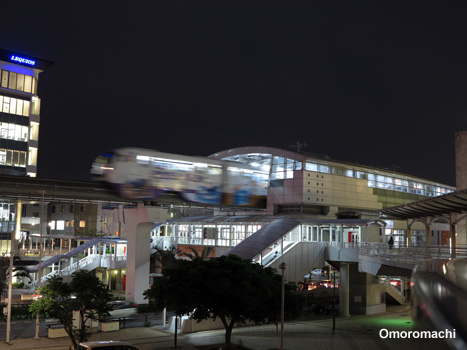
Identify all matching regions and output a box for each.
[289,141,308,153]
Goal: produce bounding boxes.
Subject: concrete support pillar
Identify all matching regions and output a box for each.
[407,227,412,247]
[426,225,431,247]
[102,268,108,286]
[126,222,152,304]
[339,262,350,317]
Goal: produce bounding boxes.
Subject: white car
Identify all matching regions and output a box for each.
[76,340,139,350]
[304,269,323,279]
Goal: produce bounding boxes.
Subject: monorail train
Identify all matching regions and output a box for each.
[91,148,268,206]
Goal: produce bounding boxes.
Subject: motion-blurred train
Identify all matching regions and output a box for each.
[91,148,268,207]
[412,257,467,349]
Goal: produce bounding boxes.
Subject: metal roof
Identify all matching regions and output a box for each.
[380,189,467,220]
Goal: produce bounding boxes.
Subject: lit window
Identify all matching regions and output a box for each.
[356,171,366,179]
[28,147,38,166]
[56,220,65,230]
[30,122,39,141]
[319,165,330,173]
[306,162,318,171]
[79,220,85,228]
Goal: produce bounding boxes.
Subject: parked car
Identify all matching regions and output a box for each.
[107,300,138,310]
[389,277,402,289]
[76,340,139,350]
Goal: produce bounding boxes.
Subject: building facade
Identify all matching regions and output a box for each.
[0,48,52,177]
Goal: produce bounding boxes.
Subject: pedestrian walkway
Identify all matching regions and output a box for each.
[2,305,453,350]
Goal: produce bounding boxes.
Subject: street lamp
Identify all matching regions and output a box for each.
[279,262,287,350]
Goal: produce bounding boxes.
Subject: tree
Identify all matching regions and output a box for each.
[179,246,214,260]
[144,254,302,348]
[29,269,112,349]
[152,246,179,271]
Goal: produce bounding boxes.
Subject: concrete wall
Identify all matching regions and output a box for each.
[269,242,325,282]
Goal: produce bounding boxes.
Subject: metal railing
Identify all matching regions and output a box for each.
[358,243,467,266]
[29,253,127,291]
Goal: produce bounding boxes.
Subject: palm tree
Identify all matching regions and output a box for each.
[152,246,179,273]
[180,246,214,260]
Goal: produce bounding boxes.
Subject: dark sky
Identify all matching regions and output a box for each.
[1,1,467,186]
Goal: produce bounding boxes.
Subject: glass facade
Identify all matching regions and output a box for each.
[0,57,44,177]
[221,151,454,199]
[1,69,38,95]
[171,223,263,247]
[304,161,454,197]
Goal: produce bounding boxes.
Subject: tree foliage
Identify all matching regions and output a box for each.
[29,270,112,349]
[179,246,214,260]
[144,254,302,347]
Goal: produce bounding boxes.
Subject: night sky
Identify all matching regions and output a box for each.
[1,1,467,186]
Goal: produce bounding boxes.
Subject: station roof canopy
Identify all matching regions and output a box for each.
[380,188,467,220]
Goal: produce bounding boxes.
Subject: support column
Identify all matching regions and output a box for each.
[407,227,412,247]
[451,214,457,258]
[126,222,152,304]
[339,262,350,317]
[426,225,431,247]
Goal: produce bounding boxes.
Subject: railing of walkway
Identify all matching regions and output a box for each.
[356,243,467,265]
[29,253,128,291]
[261,241,300,266]
[150,236,177,251]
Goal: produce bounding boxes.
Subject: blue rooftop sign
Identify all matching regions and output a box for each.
[10,55,36,66]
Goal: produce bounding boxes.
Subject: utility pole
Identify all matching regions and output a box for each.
[279,262,287,350]
[5,231,14,344]
[34,190,45,340]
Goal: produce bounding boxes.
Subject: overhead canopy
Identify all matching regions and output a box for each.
[380,188,467,220]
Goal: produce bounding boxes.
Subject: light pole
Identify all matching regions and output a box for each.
[5,231,14,344]
[279,262,287,350]
[34,190,45,340]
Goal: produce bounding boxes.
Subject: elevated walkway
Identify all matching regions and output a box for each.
[28,237,128,291]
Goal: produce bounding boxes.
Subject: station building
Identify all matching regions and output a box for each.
[209,146,456,246]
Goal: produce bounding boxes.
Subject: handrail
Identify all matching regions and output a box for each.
[30,253,127,291]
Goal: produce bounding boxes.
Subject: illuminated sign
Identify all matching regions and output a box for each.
[10,55,36,66]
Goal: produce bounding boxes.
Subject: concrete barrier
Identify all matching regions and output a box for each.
[100,321,120,332]
[48,327,68,338]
